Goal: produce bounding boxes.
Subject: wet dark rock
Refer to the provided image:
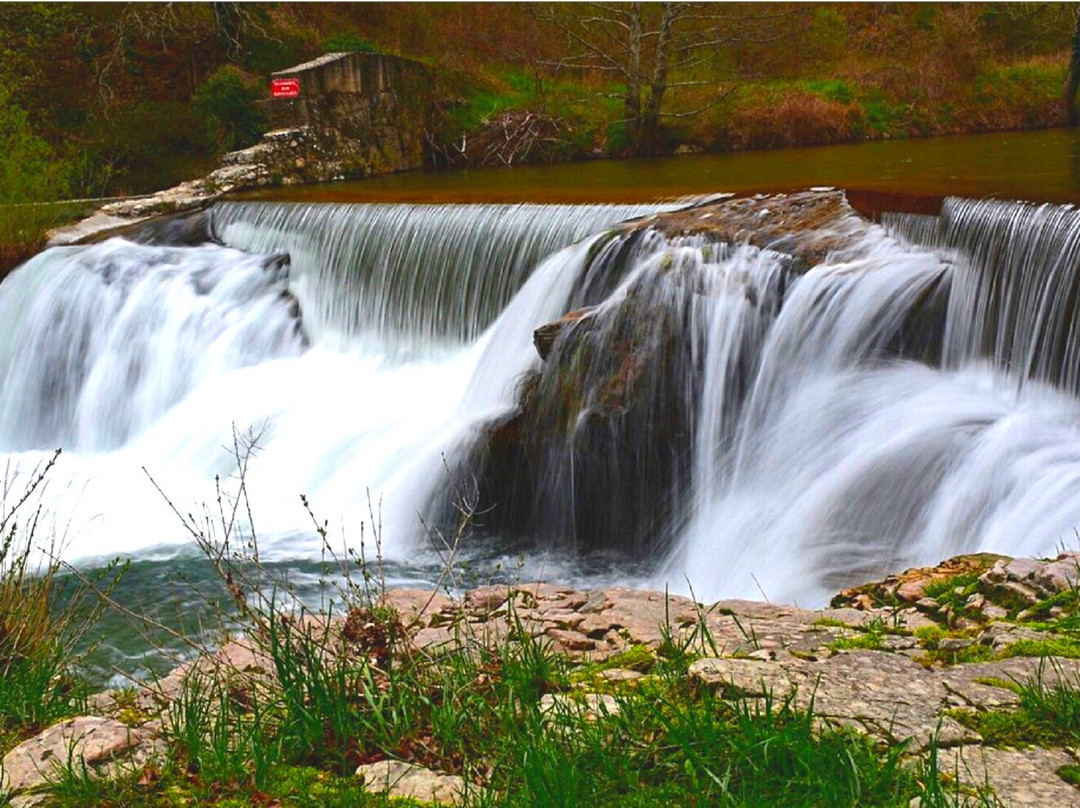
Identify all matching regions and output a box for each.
[533,306,596,361]
[473,262,701,556]
[125,209,218,247]
[75,209,219,248]
[466,191,946,561]
[621,190,865,269]
[261,251,291,281]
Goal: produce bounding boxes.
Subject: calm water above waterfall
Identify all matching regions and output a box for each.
[5,167,1080,673]
[234,128,1080,207]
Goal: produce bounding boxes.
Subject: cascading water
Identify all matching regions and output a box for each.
[668,199,1080,605]
[210,202,663,352]
[0,240,303,453]
[0,202,666,563]
[887,197,1080,391]
[4,192,1080,612]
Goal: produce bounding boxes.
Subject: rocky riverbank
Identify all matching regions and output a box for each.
[4,551,1080,807]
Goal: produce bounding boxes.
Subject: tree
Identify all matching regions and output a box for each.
[538,2,793,155]
[0,89,71,268]
[194,65,268,154]
[1067,7,1080,126]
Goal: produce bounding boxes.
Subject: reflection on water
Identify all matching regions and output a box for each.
[232,128,1080,209]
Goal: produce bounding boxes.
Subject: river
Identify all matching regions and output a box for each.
[4,129,1080,679]
[233,128,1080,210]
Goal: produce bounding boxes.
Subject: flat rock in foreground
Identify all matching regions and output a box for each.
[13,551,1080,807]
[1,716,161,800]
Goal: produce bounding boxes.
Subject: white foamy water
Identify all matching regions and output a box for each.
[3,196,1080,608]
[667,202,1080,605]
[0,203,663,564]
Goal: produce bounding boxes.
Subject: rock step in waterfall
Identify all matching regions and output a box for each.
[1,191,1080,605]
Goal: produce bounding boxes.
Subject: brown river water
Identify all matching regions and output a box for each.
[231,127,1080,215]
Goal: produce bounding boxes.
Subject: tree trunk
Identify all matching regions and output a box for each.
[1067,9,1080,126]
[623,3,643,148]
[639,2,675,154]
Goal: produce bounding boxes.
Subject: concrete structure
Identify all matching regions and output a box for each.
[268,52,433,175]
[65,52,438,234]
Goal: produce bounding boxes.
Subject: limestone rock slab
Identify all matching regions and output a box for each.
[942,746,1080,807]
[1,717,160,796]
[356,759,466,806]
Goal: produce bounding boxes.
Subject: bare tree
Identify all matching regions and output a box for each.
[537,2,793,154]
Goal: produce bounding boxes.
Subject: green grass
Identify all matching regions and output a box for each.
[813,617,853,629]
[0,200,85,275]
[950,662,1080,749]
[10,569,1001,807]
[1058,764,1080,788]
[793,78,858,104]
[0,452,125,758]
[923,573,981,606]
[914,626,995,665]
[831,633,888,651]
[827,614,913,652]
[0,447,1047,807]
[998,637,1080,660]
[45,760,418,807]
[975,60,1065,103]
[489,682,997,807]
[1021,589,1079,623]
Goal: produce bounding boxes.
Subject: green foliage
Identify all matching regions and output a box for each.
[603,121,632,155]
[0,91,68,205]
[1021,589,1079,623]
[982,62,1064,95]
[813,616,852,629]
[46,760,410,807]
[921,572,992,622]
[831,632,887,652]
[0,2,1074,196]
[916,625,947,646]
[600,644,655,674]
[998,637,1080,660]
[924,574,981,605]
[447,82,531,134]
[193,66,268,156]
[163,671,277,790]
[951,662,1080,748]
[857,93,907,137]
[0,452,125,757]
[977,4,1077,58]
[806,7,849,63]
[799,78,857,105]
[829,615,909,652]
[492,683,987,807]
[323,33,377,54]
[914,626,995,665]
[1058,764,1080,788]
[0,89,73,268]
[85,101,214,196]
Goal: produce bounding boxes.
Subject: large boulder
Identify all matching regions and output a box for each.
[465,191,877,559]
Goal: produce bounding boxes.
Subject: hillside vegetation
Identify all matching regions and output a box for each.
[0,3,1077,266]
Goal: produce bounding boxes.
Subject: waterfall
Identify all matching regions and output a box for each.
[210,202,664,353]
[668,201,1080,604]
[0,202,665,562]
[886,197,1080,391]
[3,194,1080,607]
[0,240,303,452]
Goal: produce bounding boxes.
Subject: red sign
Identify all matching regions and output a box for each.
[271,78,300,98]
